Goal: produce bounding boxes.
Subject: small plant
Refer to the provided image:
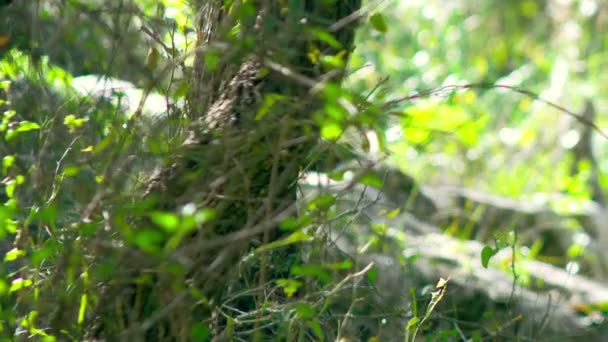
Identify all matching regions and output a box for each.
[406,277,449,342]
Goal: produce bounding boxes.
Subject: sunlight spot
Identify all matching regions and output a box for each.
[579,0,598,17]
[566,261,581,274]
[565,261,580,275]
[498,127,521,146]
[413,51,430,68]
[560,129,580,149]
[386,125,402,143]
[573,232,590,247]
[181,203,197,216]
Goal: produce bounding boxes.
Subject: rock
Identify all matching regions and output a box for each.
[70,75,183,121]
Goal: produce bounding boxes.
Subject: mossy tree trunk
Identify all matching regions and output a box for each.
[92,0,362,339]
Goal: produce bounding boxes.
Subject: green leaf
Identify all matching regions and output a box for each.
[406,316,420,330]
[63,114,87,131]
[171,80,189,99]
[133,229,165,253]
[307,320,324,340]
[4,247,25,262]
[279,215,311,231]
[15,121,40,132]
[386,208,401,219]
[320,54,345,69]
[308,194,336,211]
[370,13,388,33]
[4,179,16,198]
[567,243,585,258]
[328,169,345,181]
[294,303,316,320]
[408,278,449,341]
[30,241,60,267]
[403,127,430,144]
[481,245,498,268]
[2,155,15,175]
[191,323,211,341]
[291,264,331,283]
[371,223,388,235]
[63,166,81,177]
[150,212,180,232]
[255,230,312,253]
[324,102,348,121]
[0,279,7,295]
[77,293,87,325]
[204,52,220,71]
[276,278,303,298]
[308,28,342,49]
[360,172,384,189]
[328,259,353,270]
[279,216,299,231]
[255,93,285,120]
[320,122,343,141]
[366,266,378,284]
[9,277,32,292]
[194,208,216,225]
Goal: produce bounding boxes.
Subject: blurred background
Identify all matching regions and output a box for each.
[350,0,607,199]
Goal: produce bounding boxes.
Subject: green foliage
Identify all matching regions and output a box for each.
[369,13,388,33]
[406,277,449,342]
[481,245,498,268]
[0,0,605,340]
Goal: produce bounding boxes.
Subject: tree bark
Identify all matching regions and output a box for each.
[93,0,362,339]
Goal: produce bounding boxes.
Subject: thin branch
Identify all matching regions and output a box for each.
[384,83,608,140]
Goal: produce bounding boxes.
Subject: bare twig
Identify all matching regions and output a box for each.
[383,83,608,140]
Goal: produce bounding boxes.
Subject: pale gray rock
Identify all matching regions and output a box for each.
[71,75,182,120]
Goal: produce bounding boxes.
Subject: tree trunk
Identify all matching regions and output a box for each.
[93,0,362,339]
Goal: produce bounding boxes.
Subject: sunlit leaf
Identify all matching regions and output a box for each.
[320,122,343,140]
[150,212,180,232]
[255,230,312,253]
[63,166,81,177]
[4,247,25,262]
[9,277,32,292]
[2,155,14,175]
[15,121,40,132]
[308,28,342,49]
[276,278,302,298]
[78,293,87,325]
[320,54,345,69]
[386,208,401,219]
